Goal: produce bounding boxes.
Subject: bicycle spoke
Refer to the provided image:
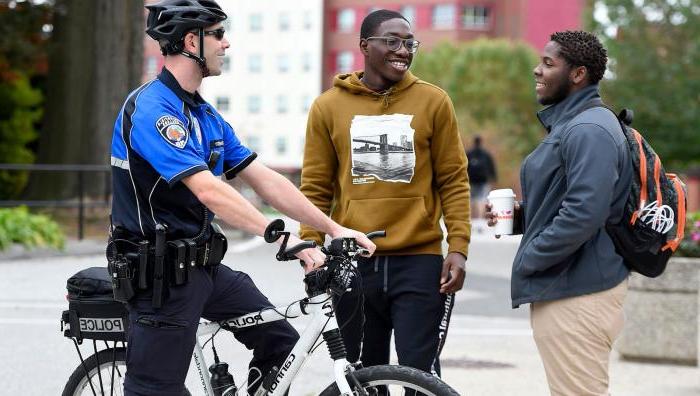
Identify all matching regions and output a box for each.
[110,344,117,396]
[72,338,98,396]
[93,340,105,395]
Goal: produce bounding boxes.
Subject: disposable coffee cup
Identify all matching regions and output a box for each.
[488,189,516,236]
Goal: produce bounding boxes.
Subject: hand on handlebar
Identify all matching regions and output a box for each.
[330,226,377,257]
[283,234,326,272]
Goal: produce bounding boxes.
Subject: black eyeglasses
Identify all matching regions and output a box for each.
[365,36,420,53]
[203,28,225,40]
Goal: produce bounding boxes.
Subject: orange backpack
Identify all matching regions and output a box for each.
[598,106,687,277]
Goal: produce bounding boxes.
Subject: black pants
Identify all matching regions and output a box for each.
[336,255,454,376]
[124,265,299,396]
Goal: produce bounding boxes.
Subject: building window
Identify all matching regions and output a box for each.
[301,95,312,113]
[400,6,416,26]
[337,8,355,32]
[246,135,261,152]
[221,57,231,72]
[302,52,312,72]
[279,12,290,31]
[276,136,287,155]
[303,10,312,30]
[248,54,262,73]
[463,6,490,28]
[277,54,289,73]
[216,96,229,112]
[432,4,456,29]
[250,13,263,31]
[276,95,288,113]
[336,51,354,73]
[247,96,261,114]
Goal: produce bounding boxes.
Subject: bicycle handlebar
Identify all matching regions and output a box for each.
[279,240,316,261]
[365,230,386,240]
[263,219,386,262]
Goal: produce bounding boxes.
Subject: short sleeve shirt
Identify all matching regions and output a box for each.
[110,68,256,240]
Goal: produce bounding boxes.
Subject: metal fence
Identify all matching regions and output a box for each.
[0,164,111,240]
[0,164,300,241]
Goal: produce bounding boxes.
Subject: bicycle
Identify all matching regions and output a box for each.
[60,219,460,395]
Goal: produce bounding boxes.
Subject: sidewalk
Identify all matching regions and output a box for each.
[439,315,699,396]
[0,238,106,262]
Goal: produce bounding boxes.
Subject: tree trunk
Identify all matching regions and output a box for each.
[26,0,143,200]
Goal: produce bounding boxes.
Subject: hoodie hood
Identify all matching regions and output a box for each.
[333,71,420,100]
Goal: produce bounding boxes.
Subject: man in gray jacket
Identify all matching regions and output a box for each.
[487,31,632,395]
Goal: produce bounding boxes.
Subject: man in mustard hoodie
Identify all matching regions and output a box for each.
[300,9,470,378]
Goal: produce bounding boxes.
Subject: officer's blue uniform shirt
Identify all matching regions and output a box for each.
[111,68,256,241]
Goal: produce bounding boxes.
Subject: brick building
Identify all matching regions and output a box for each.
[322,0,584,88]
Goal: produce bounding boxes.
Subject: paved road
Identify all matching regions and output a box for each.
[0,222,697,395]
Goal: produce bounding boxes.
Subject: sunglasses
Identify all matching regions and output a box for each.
[365,36,420,54]
[203,28,226,40]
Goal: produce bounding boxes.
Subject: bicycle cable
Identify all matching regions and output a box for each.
[308,315,333,355]
[202,326,221,349]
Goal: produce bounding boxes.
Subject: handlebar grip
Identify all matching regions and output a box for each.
[366,230,386,240]
[279,240,317,261]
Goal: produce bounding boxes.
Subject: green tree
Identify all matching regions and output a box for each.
[0,1,52,199]
[0,74,43,198]
[26,0,143,200]
[411,39,541,186]
[590,0,700,170]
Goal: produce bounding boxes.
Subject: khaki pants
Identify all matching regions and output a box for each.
[530,279,628,396]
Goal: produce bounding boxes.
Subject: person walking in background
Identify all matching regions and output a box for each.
[487,31,632,395]
[466,135,497,219]
[300,9,470,382]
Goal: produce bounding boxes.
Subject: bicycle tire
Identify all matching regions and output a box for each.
[318,364,461,396]
[62,347,128,396]
[62,347,193,396]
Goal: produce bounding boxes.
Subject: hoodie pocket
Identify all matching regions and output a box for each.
[344,197,442,251]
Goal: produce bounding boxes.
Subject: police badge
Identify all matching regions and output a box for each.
[156,115,189,149]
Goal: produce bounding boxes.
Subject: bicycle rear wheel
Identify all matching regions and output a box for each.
[62,347,127,396]
[319,364,460,396]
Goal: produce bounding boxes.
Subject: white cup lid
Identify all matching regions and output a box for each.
[487,188,516,199]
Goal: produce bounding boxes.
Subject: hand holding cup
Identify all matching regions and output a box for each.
[485,189,517,238]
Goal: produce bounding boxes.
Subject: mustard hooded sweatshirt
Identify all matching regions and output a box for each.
[300,71,470,257]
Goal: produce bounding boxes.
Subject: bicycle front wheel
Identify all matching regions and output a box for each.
[319,364,461,396]
[62,347,127,396]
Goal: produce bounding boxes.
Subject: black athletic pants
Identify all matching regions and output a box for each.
[335,254,454,377]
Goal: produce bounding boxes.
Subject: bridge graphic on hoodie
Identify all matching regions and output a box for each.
[349,114,416,183]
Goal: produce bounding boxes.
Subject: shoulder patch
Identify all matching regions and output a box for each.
[156,115,188,149]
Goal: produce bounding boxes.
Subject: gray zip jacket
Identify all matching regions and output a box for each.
[511,85,631,308]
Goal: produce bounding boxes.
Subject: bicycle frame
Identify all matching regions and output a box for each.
[192,291,354,396]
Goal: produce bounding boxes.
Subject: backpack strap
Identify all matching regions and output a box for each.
[661,174,686,252]
[571,100,640,226]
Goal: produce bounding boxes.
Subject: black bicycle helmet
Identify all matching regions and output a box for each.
[146,0,227,57]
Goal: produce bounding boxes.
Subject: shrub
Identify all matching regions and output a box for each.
[0,206,65,251]
[677,212,700,258]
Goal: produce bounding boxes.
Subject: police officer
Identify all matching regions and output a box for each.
[110,1,375,395]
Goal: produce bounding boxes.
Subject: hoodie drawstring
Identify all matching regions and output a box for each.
[380,90,392,108]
